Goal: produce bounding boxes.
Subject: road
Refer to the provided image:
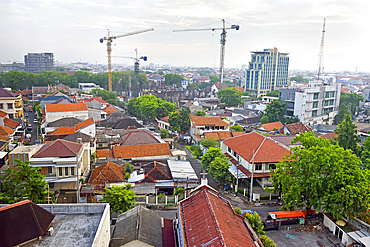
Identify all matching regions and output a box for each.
[24,108,39,144]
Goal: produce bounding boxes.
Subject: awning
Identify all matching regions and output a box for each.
[0,151,7,159]
[348,230,370,243]
[228,163,248,179]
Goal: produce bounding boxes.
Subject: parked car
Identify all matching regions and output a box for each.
[27,124,32,130]
[33,119,38,123]
[24,113,28,117]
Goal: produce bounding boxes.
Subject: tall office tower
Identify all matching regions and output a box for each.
[244,48,289,97]
[24,52,54,73]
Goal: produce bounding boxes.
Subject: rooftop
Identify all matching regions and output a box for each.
[204,131,244,141]
[261,121,284,132]
[0,88,19,98]
[88,161,126,185]
[48,117,82,127]
[45,103,88,113]
[33,139,82,158]
[285,122,311,135]
[191,115,230,127]
[0,125,15,135]
[112,143,172,159]
[121,130,160,146]
[167,160,198,181]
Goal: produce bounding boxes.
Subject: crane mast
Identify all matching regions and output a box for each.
[317,18,326,81]
[100,28,153,91]
[173,19,239,89]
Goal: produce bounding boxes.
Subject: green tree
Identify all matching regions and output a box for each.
[259,235,276,247]
[290,75,309,83]
[91,89,117,105]
[195,110,206,116]
[334,104,352,124]
[243,212,265,236]
[217,88,242,106]
[266,90,279,97]
[179,107,191,133]
[209,75,219,84]
[282,115,299,125]
[270,132,370,220]
[361,138,370,169]
[208,156,232,183]
[168,112,181,132]
[335,114,361,154]
[231,124,244,132]
[0,159,48,204]
[260,116,269,124]
[200,138,219,148]
[160,128,169,139]
[234,207,241,215]
[263,100,287,123]
[127,95,177,120]
[340,92,364,114]
[201,147,225,170]
[101,184,136,213]
[164,73,184,88]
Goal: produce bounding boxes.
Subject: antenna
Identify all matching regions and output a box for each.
[317,18,326,81]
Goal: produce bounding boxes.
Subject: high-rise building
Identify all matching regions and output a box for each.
[24,52,54,73]
[244,48,289,97]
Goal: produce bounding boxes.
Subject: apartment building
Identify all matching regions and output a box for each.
[24,52,54,73]
[0,89,23,119]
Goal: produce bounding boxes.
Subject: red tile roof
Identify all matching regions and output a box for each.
[261,121,284,132]
[121,130,160,146]
[143,161,172,182]
[3,118,20,129]
[88,161,126,185]
[285,122,311,135]
[223,132,289,163]
[204,131,245,141]
[48,127,76,135]
[82,97,108,104]
[96,149,113,158]
[0,125,15,135]
[103,106,119,115]
[0,200,55,247]
[33,139,82,157]
[0,110,7,118]
[179,185,256,246]
[320,132,339,140]
[341,88,350,93]
[214,82,227,90]
[235,86,245,92]
[45,103,88,113]
[112,143,172,159]
[159,116,170,122]
[0,88,18,97]
[75,117,94,131]
[191,115,229,127]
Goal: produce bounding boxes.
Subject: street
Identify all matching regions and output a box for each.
[24,107,39,145]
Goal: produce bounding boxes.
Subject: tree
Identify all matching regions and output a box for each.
[270,132,370,220]
[0,159,48,204]
[361,138,370,169]
[259,235,276,247]
[334,104,352,124]
[179,108,191,133]
[195,110,206,116]
[101,184,136,213]
[209,75,219,84]
[201,147,225,170]
[91,89,117,105]
[200,138,219,148]
[168,112,181,132]
[231,124,244,132]
[243,212,265,236]
[335,114,361,154]
[290,75,309,83]
[282,115,299,125]
[127,95,177,120]
[160,128,169,139]
[266,90,279,97]
[208,156,232,183]
[260,116,269,124]
[263,100,287,123]
[340,92,364,114]
[217,88,243,106]
[164,73,184,88]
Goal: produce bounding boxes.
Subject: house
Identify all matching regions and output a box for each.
[96,133,123,149]
[51,83,71,94]
[79,97,108,109]
[110,206,175,247]
[39,94,71,109]
[44,103,89,123]
[78,83,102,93]
[211,81,227,95]
[176,185,263,247]
[203,131,245,141]
[0,88,23,119]
[120,129,162,146]
[28,139,90,201]
[88,107,107,121]
[221,132,289,187]
[103,105,119,115]
[43,117,82,134]
[97,112,143,130]
[0,200,55,247]
[32,86,49,101]
[259,121,284,133]
[190,115,230,137]
[280,122,311,135]
[88,161,126,186]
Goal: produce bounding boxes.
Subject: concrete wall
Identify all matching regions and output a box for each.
[92,203,111,247]
[45,110,89,123]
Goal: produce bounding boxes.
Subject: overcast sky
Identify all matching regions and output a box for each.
[1,0,369,72]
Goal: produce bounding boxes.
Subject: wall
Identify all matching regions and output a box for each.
[45,110,89,123]
[79,123,96,137]
[91,203,110,247]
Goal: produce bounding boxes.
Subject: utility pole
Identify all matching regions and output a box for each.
[235,155,240,196]
[249,150,255,203]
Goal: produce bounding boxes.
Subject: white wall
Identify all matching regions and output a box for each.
[45,110,89,123]
[79,123,96,137]
[91,204,111,247]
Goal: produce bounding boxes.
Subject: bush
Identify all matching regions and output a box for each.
[259,235,276,247]
[234,207,241,215]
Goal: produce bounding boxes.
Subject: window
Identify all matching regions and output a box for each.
[0,104,3,109]
[269,164,276,170]
[313,93,319,100]
[98,144,103,148]
[49,182,55,189]
[7,103,12,109]
[8,114,13,119]
[59,167,63,176]
[48,166,52,174]
[71,167,75,176]
[255,164,262,170]
[228,147,231,153]
[65,167,69,176]
[313,101,318,108]
[312,110,317,117]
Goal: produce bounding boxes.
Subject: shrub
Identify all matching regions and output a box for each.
[259,235,276,247]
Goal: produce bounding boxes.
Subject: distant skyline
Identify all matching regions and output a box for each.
[1,0,369,72]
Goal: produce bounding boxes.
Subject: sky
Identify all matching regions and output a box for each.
[1,0,369,72]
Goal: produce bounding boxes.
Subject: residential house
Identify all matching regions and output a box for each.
[280,122,311,135]
[211,81,227,95]
[190,115,230,138]
[258,121,284,133]
[16,89,32,99]
[43,117,82,134]
[120,129,162,146]
[110,206,175,247]
[88,107,107,121]
[32,86,49,101]
[176,185,263,247]
[221,132,289,187]
[79,97,108,109]
[44,103,89,123]
[28,139,90,201]
[202,131,245,141]
[78,83,102,93]
[88,161,126,186]
[0,88,23,119]
[50,83,71,94]
[40,94,72,109]
[97,112,143,130]
[103,105,119,115]
[96,133,123,150]
[8,145,41,168]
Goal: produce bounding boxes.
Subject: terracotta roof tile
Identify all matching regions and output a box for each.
[0,125,15,135]
[285,122,310,135]
[0,135,10,141]
[214,82,227,90]
[88,161,126,185]
[180,185,256,246]
[45,103,88,113]
[223,132,289,163]
[143,161,172,182]
[96,149,114,158]
[191,115,229,127]
[3,118,20,129]
[159,116,170,122]
[83,97,108,104]
[261,121,284,132]
[103,106,119,115]
[75,118,94,131]
[341,88,350,93]
[48,127,76,135]
[235,86,245,92]
[0,88,18,97]
[121,130,160,146]
[33,139,82,157]
[320,132,339,140]
[0,110,8,118]
[112,143,172,159]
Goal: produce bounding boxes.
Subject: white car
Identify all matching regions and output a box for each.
[33,119,38,123]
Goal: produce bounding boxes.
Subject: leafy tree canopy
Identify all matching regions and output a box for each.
[201,147,225,170]
[101,184,136,213]
[266,90,279,97]
[270,132,370,220]
[340,92,364,114]
[168,108,191,133]
[160,128,169,139]
[217,88,243,107]
[243,212,265,236]
[164,73,184,88]
[200,138,219,148]
[91,89,117,105]
[263,100,287,123]
[260,115,269,124]
[0,159,48,204]
[127,95,177,120]
[231,124,244,132]
[334,114,361,154]
[208,156,232,183]
[290,75,309,83]
[195,110,206,116]
[209,75,219,84]
[334,104,352,125]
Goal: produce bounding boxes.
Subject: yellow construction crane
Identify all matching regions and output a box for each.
[173,19,239,88]
[100,28,154,91]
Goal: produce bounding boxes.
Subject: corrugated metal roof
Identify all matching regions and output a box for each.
[167,160,198,180]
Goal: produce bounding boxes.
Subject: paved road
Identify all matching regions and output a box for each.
[24,108,39,144]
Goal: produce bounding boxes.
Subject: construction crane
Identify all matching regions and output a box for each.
[100,28,154,91]
[113,48,147,75]
[173,19,239,88]
[317,18,326,81]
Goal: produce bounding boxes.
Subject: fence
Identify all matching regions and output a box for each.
[135,194,186,206]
